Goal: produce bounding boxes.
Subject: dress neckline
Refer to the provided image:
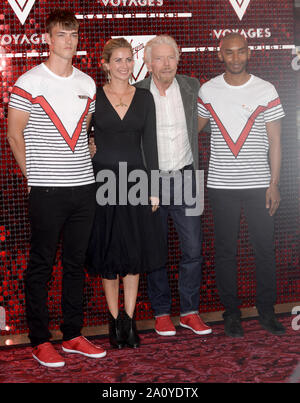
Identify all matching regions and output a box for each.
[101,86,137,122]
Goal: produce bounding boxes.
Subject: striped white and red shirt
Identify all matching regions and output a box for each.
[9,63,96,187]
[198,74,285,189]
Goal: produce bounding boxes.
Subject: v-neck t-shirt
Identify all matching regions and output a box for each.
[198,74,285,189]
[9,63,96,187]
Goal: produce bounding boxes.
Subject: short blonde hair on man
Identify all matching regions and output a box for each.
[144,35,180,63]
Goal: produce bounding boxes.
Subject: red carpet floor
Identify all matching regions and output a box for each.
[0,315,299,383]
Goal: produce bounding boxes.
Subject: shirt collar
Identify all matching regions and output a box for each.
[150,77,178,96]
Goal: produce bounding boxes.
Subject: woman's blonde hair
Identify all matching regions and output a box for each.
[101,37,133,75]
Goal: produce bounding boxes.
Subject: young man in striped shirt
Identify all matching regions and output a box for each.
[198,33,286,337]
[7,9,106,367]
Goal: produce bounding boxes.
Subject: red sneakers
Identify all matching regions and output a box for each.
[32,342,65,368]
[62,336,107,358]
[180,313,212,335]
[155,315,176,336]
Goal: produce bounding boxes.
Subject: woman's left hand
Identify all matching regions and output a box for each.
[89,137,97,158]
[150,196,160,212]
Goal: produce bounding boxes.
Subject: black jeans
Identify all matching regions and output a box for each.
[25,184,96,347]
[208,188,277,318]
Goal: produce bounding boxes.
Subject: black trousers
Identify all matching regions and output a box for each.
[208,188,277,318]
[25,184,96,347]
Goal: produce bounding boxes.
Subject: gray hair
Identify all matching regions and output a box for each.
[144,35,180,63]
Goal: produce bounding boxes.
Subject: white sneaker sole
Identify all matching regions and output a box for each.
[62,346,107,358]
[179,322,212,335]
[32,353,65,368]
[155,329,176,336]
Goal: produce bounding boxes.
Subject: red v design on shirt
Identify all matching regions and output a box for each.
[198,97,281,157]
[12,86,94,152]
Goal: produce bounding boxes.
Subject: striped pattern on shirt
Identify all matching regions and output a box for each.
[198,74,285,189]
[9,63,96,187]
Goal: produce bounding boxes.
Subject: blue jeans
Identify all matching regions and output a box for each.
[147,166,203,316]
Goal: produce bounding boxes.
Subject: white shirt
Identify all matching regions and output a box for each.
[150,78,193,171]
[9,63,96,187]
[198,74,285,189]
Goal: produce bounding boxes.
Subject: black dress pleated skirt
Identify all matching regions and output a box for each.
[85,87,167,279]
[86,184,167,279]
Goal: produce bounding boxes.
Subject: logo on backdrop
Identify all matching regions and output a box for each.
[213,0,271,40]
[229,0,251,20]
[112,35,155,83]
[8,0,37,25]
[99,0,163,5]
[212,27,271,40]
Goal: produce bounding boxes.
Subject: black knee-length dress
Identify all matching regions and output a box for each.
[86,87,167,279]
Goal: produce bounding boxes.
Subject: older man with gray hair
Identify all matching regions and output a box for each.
[135,35,212,337]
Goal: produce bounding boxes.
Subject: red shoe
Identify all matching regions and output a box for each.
[62,336,106,358]
[32,342,65,368]
[155,315,176,336]
[180,313,212,335]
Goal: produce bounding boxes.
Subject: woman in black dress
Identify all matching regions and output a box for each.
[86,38,166,348]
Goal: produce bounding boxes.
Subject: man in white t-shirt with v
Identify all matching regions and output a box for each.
[7,9,106,367]
[198,33,286,337]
